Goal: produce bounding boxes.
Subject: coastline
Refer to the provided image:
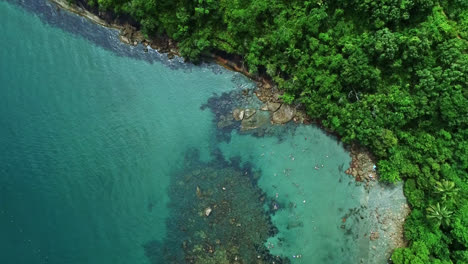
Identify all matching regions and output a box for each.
[47,0,409,260]
[49,0,122,30]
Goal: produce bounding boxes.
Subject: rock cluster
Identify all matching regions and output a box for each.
[118,24,178,56]
[227,80,311,133]
[345,144,378,183]
[144,154,287,264]
[365,202,410,262]
[119,24,144,45]
[231,108,269,131]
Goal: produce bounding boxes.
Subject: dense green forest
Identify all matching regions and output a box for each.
[81,0,468,263]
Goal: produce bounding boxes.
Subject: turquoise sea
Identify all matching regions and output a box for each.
[0,1,401,263]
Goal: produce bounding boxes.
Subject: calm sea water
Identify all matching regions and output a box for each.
[0,1,376,263]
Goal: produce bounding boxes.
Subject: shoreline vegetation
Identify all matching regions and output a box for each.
[50,0,467,263]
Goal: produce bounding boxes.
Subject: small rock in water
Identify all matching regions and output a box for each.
[204,207,212,216]
[119,35,131,44]
[370,231,380,241]
[232,108,245,121]
[243,108,256,119]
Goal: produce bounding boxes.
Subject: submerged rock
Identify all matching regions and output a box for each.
[243,108,256,119]
[272,104,296,124]
[204,207,212,217]
[370,231,379,241]
[217,115,234,129]
[119,35,131,45]
[144,153,286,264]
[266,102,281,112]
[232,108,245,121]
[241,111,270,131]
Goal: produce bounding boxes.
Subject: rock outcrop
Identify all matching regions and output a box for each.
[119,24,144,45]
[232,108,245,121]
[345,144,378,183]
[272,104,296,124]
[241,111,270,131]
[243,108,256,119]
[266,102,281,112]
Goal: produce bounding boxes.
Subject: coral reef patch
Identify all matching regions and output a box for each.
[143,149,289,264]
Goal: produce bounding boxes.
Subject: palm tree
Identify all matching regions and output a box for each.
[426,203,453,227]
[434,180,459,201]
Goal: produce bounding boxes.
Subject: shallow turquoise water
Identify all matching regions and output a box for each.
[220,128,366,263]
[0,1,371,263]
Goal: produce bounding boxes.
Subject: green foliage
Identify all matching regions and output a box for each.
[279,93,295,104]
[87,0,96,7]
[451,204,468,250]
[404,179,425,208]
[434,180,459,201]
[392,241,431,264]
[427,202,453,227]
[88,0,468,262]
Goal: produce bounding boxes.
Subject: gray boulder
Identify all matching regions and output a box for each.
[267,102,281,112]
[272,104,296,124]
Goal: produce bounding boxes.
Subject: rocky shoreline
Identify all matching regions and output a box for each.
[48,0,380,181]
[48,0,311,127]
[346,144,378,184]
[48,0,409,260]
[49,0,122,30]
